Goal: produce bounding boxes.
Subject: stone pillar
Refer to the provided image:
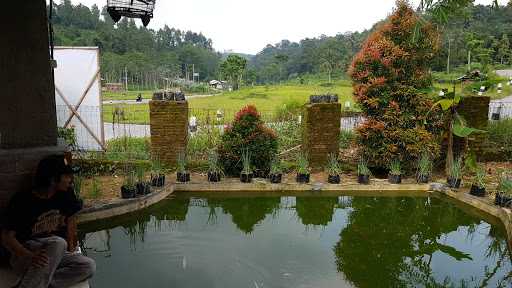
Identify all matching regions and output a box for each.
[302,103,341,169]
[149,101,189,167]
[0,1,62,211]
[454,96,490,158]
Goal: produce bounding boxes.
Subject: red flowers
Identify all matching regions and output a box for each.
[235,105,260,122]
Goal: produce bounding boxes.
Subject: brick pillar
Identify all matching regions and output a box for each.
[454,96,490,158]
[149,101,189,167]
[302,103,341,169]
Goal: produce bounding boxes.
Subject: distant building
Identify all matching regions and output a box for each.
[209,80,228,90]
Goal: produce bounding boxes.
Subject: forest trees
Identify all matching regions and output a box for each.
[350,0,442,168]
[50,0,220,86]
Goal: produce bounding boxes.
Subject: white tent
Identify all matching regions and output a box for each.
[54,47,105,151]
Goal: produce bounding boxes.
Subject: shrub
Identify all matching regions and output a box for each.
[105,137,150,160]
[488,119,512,160]
[218,105,278,176]
[349,1,442,169]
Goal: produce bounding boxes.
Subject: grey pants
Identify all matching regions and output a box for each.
[10,236,95,288]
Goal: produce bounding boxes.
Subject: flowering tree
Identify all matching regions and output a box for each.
[350,0,443,168]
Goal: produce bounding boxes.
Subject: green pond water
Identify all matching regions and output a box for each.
[79,193,512,288]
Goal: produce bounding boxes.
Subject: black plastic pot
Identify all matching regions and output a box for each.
[240,172,253,183]
[469,185,486,197]
[310,95,322,103]
[296,173,310,184]
[328,174,341,184]
[151,174,166,187]
[136,182,151,196]
[269,173,282,184]
[208,171,222,182]
[253,169,269,179]
[177,172,190,183]
[495,192,512,207]
[121,185,136,199]
[417,175,430,184]
[388,174,402,184]
[358,174,370,185]
[447,177,461,188]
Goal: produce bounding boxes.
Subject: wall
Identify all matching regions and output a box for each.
[149,101,189,167]
[302,103,341,169]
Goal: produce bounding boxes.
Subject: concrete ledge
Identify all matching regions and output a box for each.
[175,181,431,193]
[431,183,512,251]
[77,184,174,224]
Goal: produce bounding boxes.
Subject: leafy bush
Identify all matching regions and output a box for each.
[105,137,150,160]
[339,130,355,150]
[488,119,512,160]
[349,1,442,169]
[57,127,78,151]
[187,127,222,162]
[218,105,278,176]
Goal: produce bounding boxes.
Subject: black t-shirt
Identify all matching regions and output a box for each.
[3,189,82,243]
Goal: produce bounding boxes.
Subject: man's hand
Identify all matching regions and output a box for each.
[30,249,49,268]
[18,248,49,268]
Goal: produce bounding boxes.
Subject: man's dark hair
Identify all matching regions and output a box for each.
[34,155,74,189]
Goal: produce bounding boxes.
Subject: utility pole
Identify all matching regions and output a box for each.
[124,66,128,91]
[192,64,195,83]
[447,38,452,74]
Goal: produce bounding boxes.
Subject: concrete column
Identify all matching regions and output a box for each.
[1,0,57,148]
[0,1,61,211]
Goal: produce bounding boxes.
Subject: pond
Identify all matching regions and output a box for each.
[79,193,511,288]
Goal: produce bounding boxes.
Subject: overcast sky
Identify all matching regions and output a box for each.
[68,0,507,54]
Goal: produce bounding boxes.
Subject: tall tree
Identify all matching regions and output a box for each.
[220,54,247,90]
[350,0,442,168]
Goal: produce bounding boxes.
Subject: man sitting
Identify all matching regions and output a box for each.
[1,155,95,288]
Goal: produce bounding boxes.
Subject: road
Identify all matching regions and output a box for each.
[103,94,215,105]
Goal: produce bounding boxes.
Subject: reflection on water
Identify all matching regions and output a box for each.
[79,194,512,288]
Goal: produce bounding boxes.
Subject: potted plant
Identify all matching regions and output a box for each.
[495,173,512,207]
[136,165,151,196]
[269,157,283,184]
[207,150,223,182]
[447,156,463,188]
[326,153,341,184]
[176,151,190,183]
[121,170,137,199]
[296,153,310,184]
[151,157,166,187]
[416,153,432,184]
[240,149,253,183]
[357,158,371,184]
[388,159,402,184]
[469,167,486,197]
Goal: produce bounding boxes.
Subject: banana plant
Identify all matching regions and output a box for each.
[429,84,486,174]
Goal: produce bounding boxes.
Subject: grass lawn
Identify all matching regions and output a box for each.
[189,80,354,111]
